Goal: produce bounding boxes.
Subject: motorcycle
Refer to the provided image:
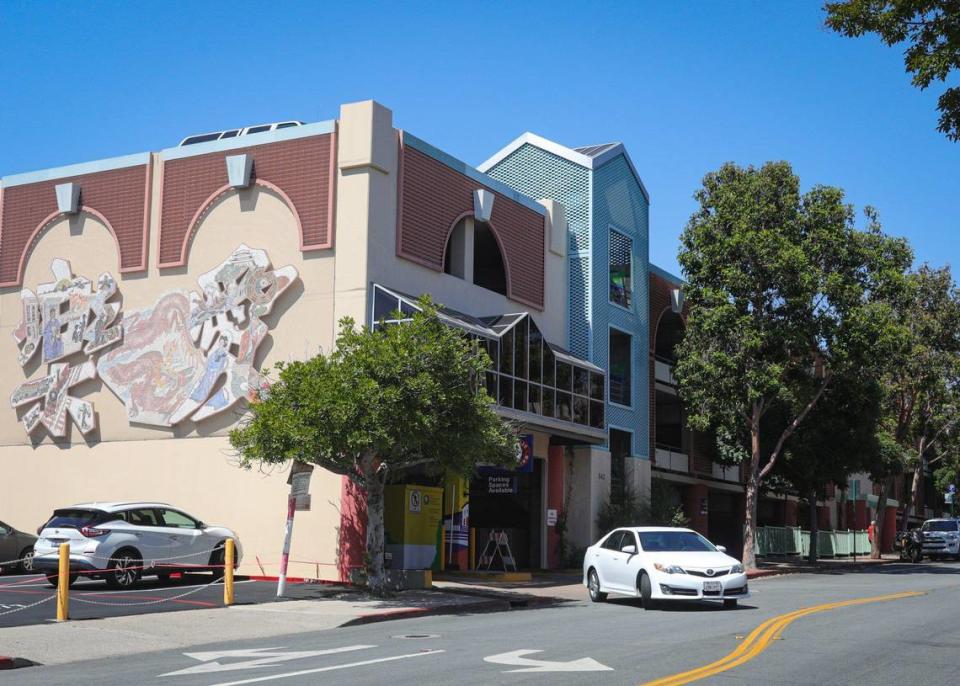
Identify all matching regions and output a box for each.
[895,529,924,563]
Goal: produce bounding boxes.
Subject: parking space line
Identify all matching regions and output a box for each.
[207,649,447,686]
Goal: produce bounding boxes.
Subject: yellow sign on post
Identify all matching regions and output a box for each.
[57,542,69,622]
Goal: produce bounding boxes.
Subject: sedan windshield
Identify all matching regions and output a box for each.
[922,521,959,532]
[639,531,716,552]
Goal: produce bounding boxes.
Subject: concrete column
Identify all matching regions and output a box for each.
[333,100,397,330]
[567,446,611,549]
[684,483,709,536]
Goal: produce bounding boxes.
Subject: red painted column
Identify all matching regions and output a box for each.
[882,503,897,553]
[784,500,799,527]
[818,505,831,531]
[338,477,367,583]
[547,446,565,569]
[684,484,709,537]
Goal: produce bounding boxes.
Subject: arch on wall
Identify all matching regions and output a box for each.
[15,207,123,286]
[440,211,513,299]
[167,179,305,269]
[653,308,686,362]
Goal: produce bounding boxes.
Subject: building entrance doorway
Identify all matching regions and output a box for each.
[469,459,543,569]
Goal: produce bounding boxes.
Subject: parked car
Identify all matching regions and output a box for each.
[583,527,749,609]
[920,518,960,560]
[32,502,242,589]
[0,520,36,573]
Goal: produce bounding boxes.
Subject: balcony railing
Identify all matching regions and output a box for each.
[654,359,676,385]
[655,447,688,473]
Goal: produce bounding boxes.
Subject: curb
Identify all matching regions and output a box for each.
[340,598,512,627]
[749,557,901,579]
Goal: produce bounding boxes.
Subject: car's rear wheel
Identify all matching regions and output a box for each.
[105,548,142,589]
[18,547,34,573]
[724,599,738,609]
[45,571,78,588]
[639,571,654,609]
[587,569,606,602]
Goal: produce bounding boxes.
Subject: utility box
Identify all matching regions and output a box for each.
[384,484,443,570]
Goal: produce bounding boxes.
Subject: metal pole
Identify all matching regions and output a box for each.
[277,494,296,597]
[56,543,69,622]
[224,539,235,606]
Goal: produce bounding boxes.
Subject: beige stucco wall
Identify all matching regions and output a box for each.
[0,170,344,577]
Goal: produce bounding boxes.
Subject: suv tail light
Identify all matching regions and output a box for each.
[80,526,109,538]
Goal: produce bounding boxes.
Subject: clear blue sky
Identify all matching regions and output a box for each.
[1,1,956,276]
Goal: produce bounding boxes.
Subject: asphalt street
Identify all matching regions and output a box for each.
[3,561,959,686]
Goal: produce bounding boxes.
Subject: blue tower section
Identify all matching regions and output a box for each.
[483,137,650,459]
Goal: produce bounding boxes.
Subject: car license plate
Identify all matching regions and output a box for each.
[703,581,721,592]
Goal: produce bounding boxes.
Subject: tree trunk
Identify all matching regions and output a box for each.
[872,477,891,560]
[808,490,819,564]
[361,455,387,595]
[741,406,762,570]
[901,462,923,531]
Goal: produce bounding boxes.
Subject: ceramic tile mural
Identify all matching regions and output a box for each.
[9,245,298,437]
[97,244,298,427]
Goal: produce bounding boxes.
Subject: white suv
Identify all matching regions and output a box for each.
[921,518,960,560]
[32,502,242,589]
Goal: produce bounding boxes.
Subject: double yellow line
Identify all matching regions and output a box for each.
[641,591,924,686]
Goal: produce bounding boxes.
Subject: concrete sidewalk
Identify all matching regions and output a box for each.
[0,587,509,668]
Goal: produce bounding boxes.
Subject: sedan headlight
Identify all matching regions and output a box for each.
[653,562,685,574]
[731,564,745,574]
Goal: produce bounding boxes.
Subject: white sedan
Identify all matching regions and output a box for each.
[583,527,749,609]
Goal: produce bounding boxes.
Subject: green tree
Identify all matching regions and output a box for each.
[773,372,884,562]
[874,266,960,552]
[675,161,911,569]
[824,1,960,141]
[229,299,517,593]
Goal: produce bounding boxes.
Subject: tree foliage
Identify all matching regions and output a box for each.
[873,265,960,543]
[229,299,517,592]
[675,160,912,568]
[824,0,960,141]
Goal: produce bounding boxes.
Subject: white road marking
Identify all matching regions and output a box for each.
[484,649,613,673]
[205,649,446,686]
[159,645,374,676]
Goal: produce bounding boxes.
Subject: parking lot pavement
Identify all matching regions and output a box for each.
[0,573,374,628]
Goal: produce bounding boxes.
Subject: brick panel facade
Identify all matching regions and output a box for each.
[0,164,150,286]
[158,133,335,267]
[397,143,545,309]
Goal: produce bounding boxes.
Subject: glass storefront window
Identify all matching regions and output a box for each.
[556,362,572,392]
[513,320,528,379]
[485,338,499,370]
[543,388,555,418]
[574,396,588,425]
[514,380,527,412]
[590,372,604,401]
[556,392,572,421]
[499,375,513,408]
[543,347,555,386]
[529,384,542,414]
[485,371,497,398]
[529,328,542,384]
[574,367,589,396]
[500,329,513,376]
[590,401,604,429]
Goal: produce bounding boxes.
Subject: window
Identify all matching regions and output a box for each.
[609,329,632,406]
[610,429,632,499]
[220,129,240,139]
[159,509,199,529]
[125,509,160,526]
[473,222,507,295]
[245,125,272,134]
[609,229,633,308]
[601,531,625,550]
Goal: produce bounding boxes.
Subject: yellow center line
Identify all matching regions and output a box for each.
[639,591,925,686]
